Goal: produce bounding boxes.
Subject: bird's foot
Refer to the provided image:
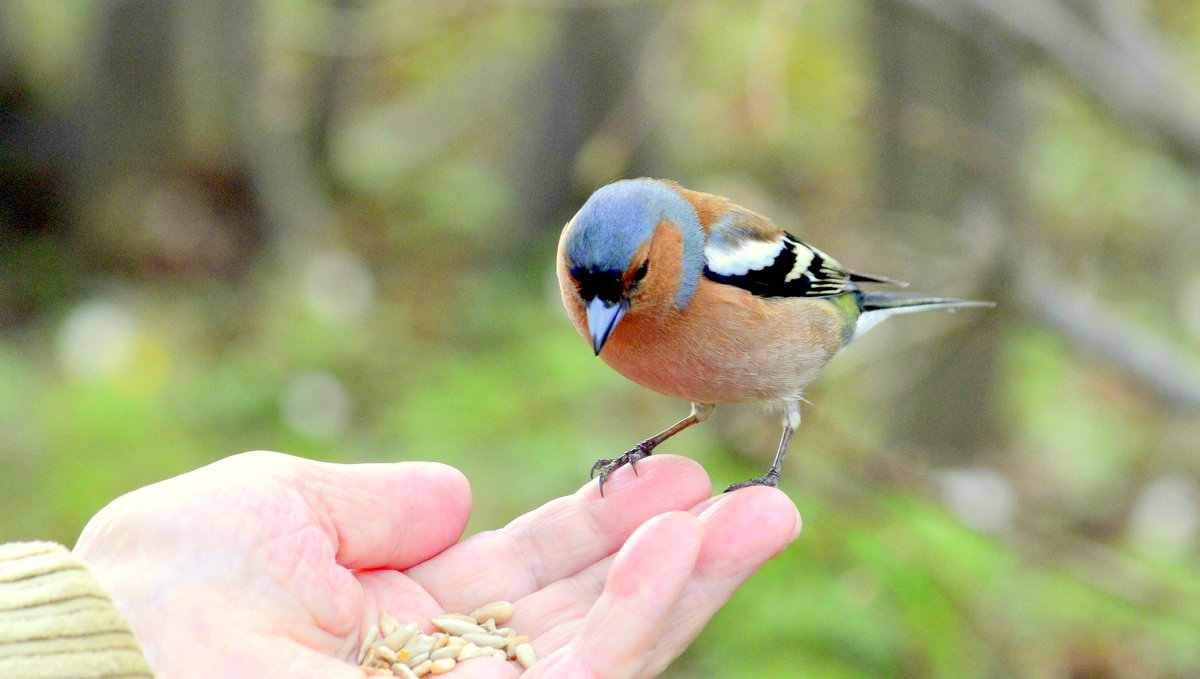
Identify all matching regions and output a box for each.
[590,444,654,496]
[724,470,781,493]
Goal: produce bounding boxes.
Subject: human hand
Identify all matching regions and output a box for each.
[74,451,800,678]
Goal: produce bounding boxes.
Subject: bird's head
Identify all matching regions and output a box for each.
[558,179,705,355]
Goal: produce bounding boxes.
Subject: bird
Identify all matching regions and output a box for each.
[556,178,991,495]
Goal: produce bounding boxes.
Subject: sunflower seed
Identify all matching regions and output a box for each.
[431,615,485,637]
[514,642,536,669]
[506,635,530,659]
[456,642,486,660]
[358,626,381,664]
[359,604,532,674]
[461,632,510,648]
[380,612,401,637]
[403,634,433,656]
[469,601,514,625]
[382,623,419,651]
[375,645,397,664]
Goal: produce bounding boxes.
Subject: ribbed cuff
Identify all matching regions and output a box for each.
[0,541,155,678]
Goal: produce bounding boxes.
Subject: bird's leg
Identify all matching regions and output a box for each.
[725,400,800,492]
[592,403,714,496]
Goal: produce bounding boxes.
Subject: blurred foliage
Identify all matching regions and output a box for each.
[3,0,1200,677]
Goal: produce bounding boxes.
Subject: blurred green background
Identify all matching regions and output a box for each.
[3,0,1200,676]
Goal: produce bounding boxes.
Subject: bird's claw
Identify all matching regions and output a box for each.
[723,471,781,493]
[590,444,654,496]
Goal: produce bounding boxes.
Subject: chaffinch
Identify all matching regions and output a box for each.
[556,178,990,494]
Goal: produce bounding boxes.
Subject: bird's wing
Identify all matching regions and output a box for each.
[702,207,894,297]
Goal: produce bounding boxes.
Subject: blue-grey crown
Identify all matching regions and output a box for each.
[564,179,705,307]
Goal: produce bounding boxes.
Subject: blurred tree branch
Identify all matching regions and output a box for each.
[79,0,181,193]
[887,0,1200,414]
[897,0,1200,166]
[237,0,340,263]
[509,5,651,271]
[1018,257,1200,413]
[871,0,1017,460]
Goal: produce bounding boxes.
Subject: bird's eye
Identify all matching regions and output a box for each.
[633,261,649,283]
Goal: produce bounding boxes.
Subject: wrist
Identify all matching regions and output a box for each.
[0,541,155,678]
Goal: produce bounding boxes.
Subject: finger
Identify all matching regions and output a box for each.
[641,486,800,676]
[273,646,377,679]
[525,511,703,679]
[282,454,473,570]
[510,486,798,651]
[407,455,711,612]
[505,558,606,646]
[693,486,800,578]
[355,568,444,632]
[187,635,379,679]
[437,656,520,679]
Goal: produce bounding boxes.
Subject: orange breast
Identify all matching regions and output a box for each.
[591,279,846,404]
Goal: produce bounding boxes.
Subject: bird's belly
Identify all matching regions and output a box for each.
[598,295,844,404]
[602,344,801,403]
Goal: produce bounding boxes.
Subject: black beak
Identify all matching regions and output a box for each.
[585,297,628,355]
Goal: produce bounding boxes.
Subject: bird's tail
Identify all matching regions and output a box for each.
[853,291,993,340]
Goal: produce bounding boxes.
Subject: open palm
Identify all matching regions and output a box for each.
[75,451,800,679]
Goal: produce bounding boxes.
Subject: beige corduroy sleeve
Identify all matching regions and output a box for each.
[0,541,155,679]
